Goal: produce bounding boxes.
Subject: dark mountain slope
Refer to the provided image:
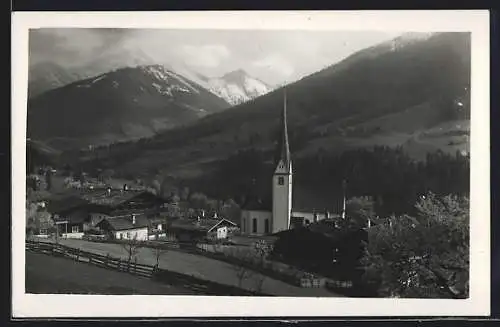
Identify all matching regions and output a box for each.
[27,65,231,150]
[79,32,470,178]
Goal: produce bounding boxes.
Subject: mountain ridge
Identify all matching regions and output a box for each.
[69,32,470,181]
[27,64,231,150]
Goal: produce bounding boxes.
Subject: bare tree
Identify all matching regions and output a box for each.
[152,244,167,270]
[252,274,267,294]
[228,247,255,289]
[232,263,255,289]
[120,234,143,270]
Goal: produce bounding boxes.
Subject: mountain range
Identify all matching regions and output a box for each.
[28,62,272,150]
[27,65,232,150]
[28,32,471,189]
[60,32,471,183]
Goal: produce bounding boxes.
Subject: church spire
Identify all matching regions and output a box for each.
[277,88,291,171]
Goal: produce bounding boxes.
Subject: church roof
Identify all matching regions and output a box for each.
[275,88,291,172]
[241,197,272,211]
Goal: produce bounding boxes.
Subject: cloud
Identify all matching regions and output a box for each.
[252,53,295,78]
[178,44,231,68]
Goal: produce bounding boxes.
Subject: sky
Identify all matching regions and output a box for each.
[29,28,403,86]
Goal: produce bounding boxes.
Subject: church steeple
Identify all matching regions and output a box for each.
[275,88,291,173]
[272,87,293,233]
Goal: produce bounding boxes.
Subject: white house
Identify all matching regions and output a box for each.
[96,214,149,241]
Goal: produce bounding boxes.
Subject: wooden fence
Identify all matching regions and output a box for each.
[27,237,355,292]
[26,240,155,278]
[80,237,356,291]
[25,239,269,296]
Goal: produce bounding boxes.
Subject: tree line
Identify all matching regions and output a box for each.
[188,145,469,217]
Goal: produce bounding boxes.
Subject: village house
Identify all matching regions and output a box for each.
[96,213,149,241]
[46,196,91,239]
[168,215,238,243]
[80,187,167,228]
[43,187,168,239]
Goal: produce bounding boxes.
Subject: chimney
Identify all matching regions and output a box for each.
[106,187,111,196]
[132,214,136,225]
[123,184,128,191]
[367,217,371,228]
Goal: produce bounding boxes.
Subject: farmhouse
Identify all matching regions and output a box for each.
[168,217,238,242]
[240,90,345,236]
[96,214,150,241]
[46,195,90,239]
[81,188,165,216]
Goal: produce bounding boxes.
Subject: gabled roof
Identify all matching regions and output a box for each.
[207,218,238,232]
[62,209,89,224]
[97,214,149,231]
[170,218,236,233]
[47,196,90,215]
[241,197,272,211]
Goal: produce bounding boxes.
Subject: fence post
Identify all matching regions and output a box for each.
[76,249,80,261]
[106,253,110,268]
[117,259,121,271]
[134,257,137,274]
[89,254,92,265]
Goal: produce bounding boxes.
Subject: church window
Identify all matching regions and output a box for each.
[252,218,257,233]
[278,176,284,185]
[264,219,270,234]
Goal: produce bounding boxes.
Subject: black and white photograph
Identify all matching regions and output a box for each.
[11,11,490,318]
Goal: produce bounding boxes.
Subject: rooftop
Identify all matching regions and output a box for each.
[241,197,272,211]
[97,214,150,231]
[170,218,236,233]
[47,195,90,215]
[53,209,89,224]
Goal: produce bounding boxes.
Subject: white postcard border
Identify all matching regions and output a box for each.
[11,10,490,318]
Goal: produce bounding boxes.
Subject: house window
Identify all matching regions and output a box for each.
[252,218,258,233]
[71,225,79,233]
[264,219,270,234]
[278,176,284,185]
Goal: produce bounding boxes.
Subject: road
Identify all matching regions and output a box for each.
[42,238,340,297]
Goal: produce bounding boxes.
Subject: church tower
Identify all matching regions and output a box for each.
[272,89,293,233]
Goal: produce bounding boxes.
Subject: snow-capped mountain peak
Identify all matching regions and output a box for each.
[206,69,272,105]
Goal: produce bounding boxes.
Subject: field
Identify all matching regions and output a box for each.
[36,238,339,297]
[26,251,195,295]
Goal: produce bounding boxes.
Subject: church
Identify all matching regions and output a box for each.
[240,90,345,236]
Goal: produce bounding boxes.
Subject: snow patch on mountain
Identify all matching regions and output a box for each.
[203,70,272,105]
